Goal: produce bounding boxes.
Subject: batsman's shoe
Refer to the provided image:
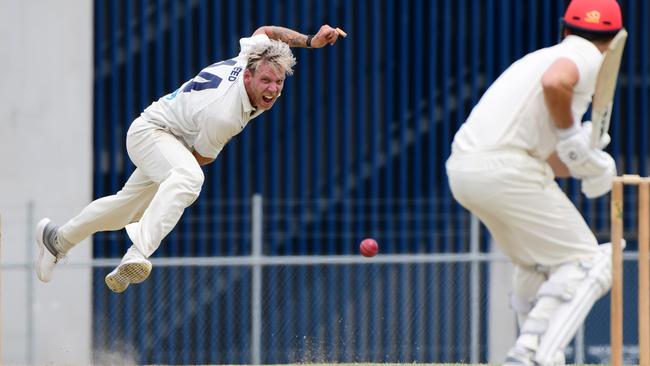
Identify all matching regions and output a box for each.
[35,218,66,282]
[105,246,152,293]
[503,345,537,366]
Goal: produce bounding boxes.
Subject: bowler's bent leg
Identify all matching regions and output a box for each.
[105,120,203,292]
[105,163,202,293]
[58,169,159,248]
[124,122,204,258]
[35,169,158,283]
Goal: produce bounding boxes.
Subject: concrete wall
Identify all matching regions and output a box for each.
[0,1,93,364]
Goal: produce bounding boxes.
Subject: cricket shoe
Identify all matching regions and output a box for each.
[503,345,537,366]
[105,246,152,293]
[35,218,66,282]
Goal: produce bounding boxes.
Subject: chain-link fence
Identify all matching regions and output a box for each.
[92,258,489,365]
[4,195,647,365]
[88,256,646,366]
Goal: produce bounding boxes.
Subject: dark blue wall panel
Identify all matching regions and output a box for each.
[92,0,650,364]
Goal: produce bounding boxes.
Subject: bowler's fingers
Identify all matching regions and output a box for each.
[326,27,347,45]
[325,31,338,45]
[313,25,347,47]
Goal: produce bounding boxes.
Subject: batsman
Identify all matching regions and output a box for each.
[446,0,625,365]
[34,24,344,293]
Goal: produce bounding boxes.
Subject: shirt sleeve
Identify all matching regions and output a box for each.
[237,34,272,58]
[565,52,602,94]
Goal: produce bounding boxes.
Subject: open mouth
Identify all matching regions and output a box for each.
[262,95,274,104]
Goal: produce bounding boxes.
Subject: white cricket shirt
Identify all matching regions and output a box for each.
[140,35,271,159]
[451,35,603,160]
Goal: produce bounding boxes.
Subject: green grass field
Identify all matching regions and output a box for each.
[153,364,492,366]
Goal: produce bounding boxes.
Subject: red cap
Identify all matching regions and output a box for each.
[563,0,623,33]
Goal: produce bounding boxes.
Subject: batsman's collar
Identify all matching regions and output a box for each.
[562,35,602,60]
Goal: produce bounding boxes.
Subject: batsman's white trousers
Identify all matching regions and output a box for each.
[58,117,204,257]
[446,149,599,268]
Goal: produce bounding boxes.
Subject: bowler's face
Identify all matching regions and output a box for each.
[243,62,285,110]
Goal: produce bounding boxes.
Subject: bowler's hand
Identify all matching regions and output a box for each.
[310,25,342,47]
[193,150,214,166]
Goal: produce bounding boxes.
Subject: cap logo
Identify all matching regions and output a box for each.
[585,10,601,23]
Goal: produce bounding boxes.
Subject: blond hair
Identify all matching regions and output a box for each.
[244,39,296,76]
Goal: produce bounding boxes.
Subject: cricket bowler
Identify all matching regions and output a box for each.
[35,24,344,293]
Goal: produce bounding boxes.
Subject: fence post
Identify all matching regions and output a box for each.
[470,213,480,363]
[251,194,263,364]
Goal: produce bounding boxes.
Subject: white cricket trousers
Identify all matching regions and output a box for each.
[58,117,204,257]
[446,149,599,268]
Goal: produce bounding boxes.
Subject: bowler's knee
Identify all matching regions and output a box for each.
[168,167,204,201]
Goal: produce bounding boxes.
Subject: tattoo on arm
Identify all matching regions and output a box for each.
[268,26,308,47]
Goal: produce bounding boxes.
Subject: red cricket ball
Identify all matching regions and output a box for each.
[359,238,379,257]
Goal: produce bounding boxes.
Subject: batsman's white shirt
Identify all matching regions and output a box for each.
[447,36,603,268]
[451,35,602,160]
[141,34,269,159]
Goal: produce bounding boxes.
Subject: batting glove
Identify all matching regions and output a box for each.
[581,157,617,198]
[581,121,611,150]
[556,127,615,179]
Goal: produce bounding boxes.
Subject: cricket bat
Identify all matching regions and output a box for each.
[590,28,628,148]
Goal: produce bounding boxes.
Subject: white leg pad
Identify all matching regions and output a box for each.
[510,292,536,328]
[533,243,613,365]
[511,265,548,330]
